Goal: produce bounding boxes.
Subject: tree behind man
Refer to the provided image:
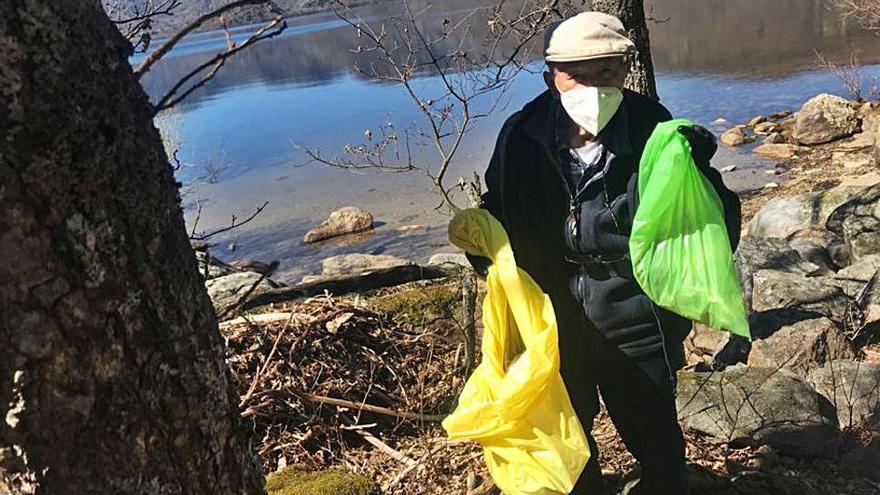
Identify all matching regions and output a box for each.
[0,1,264,493]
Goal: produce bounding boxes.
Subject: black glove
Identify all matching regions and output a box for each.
[677,124,717,169]
[465,253,491,278]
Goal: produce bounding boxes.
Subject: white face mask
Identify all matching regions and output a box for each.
[557,84,623,137]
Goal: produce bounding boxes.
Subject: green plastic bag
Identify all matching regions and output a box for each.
[629,119,750,339]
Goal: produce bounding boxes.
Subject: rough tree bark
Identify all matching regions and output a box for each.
[0,1,264,493]
[591,0,658,100]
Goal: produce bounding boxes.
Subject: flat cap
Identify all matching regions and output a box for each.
[543,12,635,63]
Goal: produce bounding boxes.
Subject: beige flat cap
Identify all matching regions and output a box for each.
[544,12,635,63]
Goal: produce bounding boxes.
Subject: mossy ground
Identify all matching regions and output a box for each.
[368,280,460,326]
[266,466,379,495]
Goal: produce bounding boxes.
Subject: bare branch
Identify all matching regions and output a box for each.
[153,17,286,113]
[831,0,880,32]
[135,0,276,77]
[190,201,270,241]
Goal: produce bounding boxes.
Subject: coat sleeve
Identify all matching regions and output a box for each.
[701,166,743,251]
[464,113,521,276]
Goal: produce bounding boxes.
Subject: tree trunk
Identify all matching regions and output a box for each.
[0,1,264,494]
[591,0,659,100]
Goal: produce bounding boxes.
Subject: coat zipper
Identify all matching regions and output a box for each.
[649,302,677,394]
[548,140,673,387]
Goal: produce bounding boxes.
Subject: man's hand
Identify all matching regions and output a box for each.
[465,253,491,278]
[677,124,717,169]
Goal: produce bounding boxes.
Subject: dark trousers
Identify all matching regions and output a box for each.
[561,336,689,495]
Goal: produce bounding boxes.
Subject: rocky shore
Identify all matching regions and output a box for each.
[199,92,880,494]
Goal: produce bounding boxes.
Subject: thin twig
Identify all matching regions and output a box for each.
[135,0,275,77]
[353,427,417,466]
[307,394,447,422]
[154,18,286,112]
[239,312,295,407]
[190,201,269,241]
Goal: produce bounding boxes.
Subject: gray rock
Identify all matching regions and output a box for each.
[787,238,835,275]
[735,237,822,310]
[835,254,880,284]
[769,110,792,120]
[753,143,804,160]
[684,323,726,366]
[677,366,838,457]
[753,121,778,135]
[764,132,786,144]
[807,360,880,429]
[793,94,860,145]
[427,252,470,268]
[747,317,854,377]
[748,181,876,239]
[194,250,240,280]
[720,126,747,147]
[861,104,880,150]
[303,206,374,243]
[751,269,851,322]
[748,115,767,127]
[837,131,876,151]
[321,254,414,279]
[833,151,875,169]
[826,182,880,259]
[826,237,852,269]
[834,254,880,326]
[229,259,274,275]
[747,197,811,238]
[206,271,280,315]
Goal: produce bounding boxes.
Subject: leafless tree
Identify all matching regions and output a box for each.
[1,1,265,492]
[301,0,656,370]
[302,0,592,211]
[832,0,880,32]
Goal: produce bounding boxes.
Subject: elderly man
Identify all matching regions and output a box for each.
[469,12,742,495]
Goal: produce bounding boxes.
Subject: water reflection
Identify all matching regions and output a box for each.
[140,0,880,108]
[136,0,880,282]
[648,0,880,75]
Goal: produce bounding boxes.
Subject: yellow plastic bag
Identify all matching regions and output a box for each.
[442,208,590,495]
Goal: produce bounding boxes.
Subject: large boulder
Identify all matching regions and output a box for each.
[793,94,859,145]
[747,180,874,239]
[826,182,880,259]
[807,360,880,429]
[303,206,374,243]
[206,271,281,315]
[735,237,821,310]
[747,317,854,377]
[319,253,414,279]
[751,269,851,322]
[833,254,880,326]
[677,366,838,457]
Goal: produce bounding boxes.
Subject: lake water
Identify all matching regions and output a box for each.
[136,0,880,283]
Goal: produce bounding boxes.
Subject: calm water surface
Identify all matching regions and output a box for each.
[137,0,880,282]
